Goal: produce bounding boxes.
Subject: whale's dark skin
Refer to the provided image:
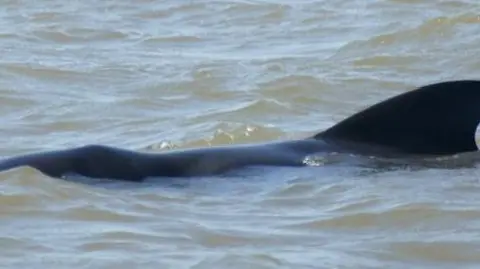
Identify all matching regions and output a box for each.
[1,80,480,182]
[0,139,341,181]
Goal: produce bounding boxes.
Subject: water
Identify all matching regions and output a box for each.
[1,0,480,268]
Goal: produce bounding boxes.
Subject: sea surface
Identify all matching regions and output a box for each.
[1,0,480,268]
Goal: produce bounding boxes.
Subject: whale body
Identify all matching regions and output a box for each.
[1,80,480,182]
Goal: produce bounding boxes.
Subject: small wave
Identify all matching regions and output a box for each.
[146,123,285,150]
[141,35,202,44]
[32,28,128,43]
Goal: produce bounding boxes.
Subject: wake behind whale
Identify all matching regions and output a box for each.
[1,80,480,182]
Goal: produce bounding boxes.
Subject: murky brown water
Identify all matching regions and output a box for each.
[1,0,480,268]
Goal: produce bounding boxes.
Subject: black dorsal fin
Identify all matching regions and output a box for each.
[315,80,480,155]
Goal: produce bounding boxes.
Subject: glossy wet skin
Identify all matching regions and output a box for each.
[137,138,339,177]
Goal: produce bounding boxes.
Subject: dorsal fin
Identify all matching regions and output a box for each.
[315,80,480,155]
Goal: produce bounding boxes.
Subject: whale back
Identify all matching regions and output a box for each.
[314,80,480,155]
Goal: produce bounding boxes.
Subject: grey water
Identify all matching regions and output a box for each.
[1,0,480,268]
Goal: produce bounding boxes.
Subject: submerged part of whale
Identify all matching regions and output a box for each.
[1,80,479,182]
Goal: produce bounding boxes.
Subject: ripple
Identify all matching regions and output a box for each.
[284,203,480,231]
[384,241,480,263]
[192,253,284,269]
[142,35,203,44]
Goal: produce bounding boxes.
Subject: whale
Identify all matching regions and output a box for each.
[1,80,480,182]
